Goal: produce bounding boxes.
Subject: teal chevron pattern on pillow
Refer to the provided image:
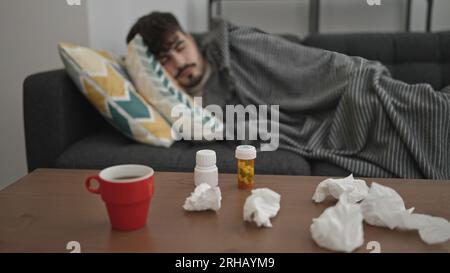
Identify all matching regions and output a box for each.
[58,42,176,147]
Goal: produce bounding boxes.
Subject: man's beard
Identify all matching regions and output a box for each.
[176,63,203,89]
[183,74,203,89]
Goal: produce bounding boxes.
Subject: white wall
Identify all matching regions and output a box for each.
[223,0,405,35]
[432,0,450,31]
[87,0,450,55]
[410,0,450,31]
[87,0,196,56]
[0,0,89,190]
[320,0,405,33]
[216,0,450,34]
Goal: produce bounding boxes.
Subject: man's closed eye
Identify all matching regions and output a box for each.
[159,55,170,65]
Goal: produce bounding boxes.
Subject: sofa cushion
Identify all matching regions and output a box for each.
[58,42,175,147]
[310,160,351,177]
[55,127,311,175]
[302,31,450,90]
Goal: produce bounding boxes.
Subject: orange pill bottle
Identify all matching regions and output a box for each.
[235,145,257,190]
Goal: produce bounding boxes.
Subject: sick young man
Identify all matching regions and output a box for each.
[127,12,209,97]
[126,12,450,179]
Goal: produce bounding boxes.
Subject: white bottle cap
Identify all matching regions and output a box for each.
[196,149,217,167]
[235,145,257,160]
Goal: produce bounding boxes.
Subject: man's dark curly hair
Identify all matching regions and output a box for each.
[126,12,184,56]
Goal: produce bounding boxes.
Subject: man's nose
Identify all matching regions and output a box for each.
[171,52,185,69]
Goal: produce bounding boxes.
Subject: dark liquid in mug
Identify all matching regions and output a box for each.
[114,176,142,180]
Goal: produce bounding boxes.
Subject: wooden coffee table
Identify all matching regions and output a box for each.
[0,168,449,253]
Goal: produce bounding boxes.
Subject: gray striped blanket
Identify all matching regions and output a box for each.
[200,19,450,179]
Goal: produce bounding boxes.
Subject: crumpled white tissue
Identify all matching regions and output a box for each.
[397,213,450,244]
[312,174,369,203]
[183,183,221,211]
[360,182,414,229]
[243,188,281,228]
[311,179,450,252]
[361,182,450,244]
[310,194,364,252]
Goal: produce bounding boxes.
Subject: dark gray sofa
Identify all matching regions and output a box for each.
[23,31,450,177]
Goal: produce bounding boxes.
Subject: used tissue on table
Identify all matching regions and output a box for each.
[398,213,450,244]
[361,182,450,245]
[183,183,221,212]
[243,188,281,228]
[312,174,369,203]
[360,182,414,229]
[310,194,364,253]
[311,177,450,252]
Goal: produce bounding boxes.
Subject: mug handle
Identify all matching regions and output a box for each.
[85,175,101,194]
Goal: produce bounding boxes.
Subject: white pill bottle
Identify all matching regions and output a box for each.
[194,149,218,187]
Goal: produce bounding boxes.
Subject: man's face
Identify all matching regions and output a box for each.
[158,31,206,89]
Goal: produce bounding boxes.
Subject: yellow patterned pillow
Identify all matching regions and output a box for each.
[58,42,175,147]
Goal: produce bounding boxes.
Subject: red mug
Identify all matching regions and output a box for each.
[85,164,154,231]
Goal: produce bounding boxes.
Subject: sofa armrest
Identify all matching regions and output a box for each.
[23,69,106,172]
